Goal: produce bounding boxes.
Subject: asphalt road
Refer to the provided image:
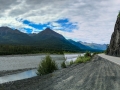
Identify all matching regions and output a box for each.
[1,55,120,90]
[98,54,120,65]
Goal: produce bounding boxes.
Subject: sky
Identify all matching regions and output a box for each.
[0,0,120,44]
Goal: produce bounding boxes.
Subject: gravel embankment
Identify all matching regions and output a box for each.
[0,55,120,90]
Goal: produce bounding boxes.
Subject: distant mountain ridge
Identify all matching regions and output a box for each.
[0,26,105,52]
[68,39,104,52]
[79,41,107,50]
[68,39,91,50]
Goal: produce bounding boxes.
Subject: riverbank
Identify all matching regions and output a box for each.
[0,68,36,77]
[1,55,120,90]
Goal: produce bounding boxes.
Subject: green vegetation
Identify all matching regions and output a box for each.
[69,60,74,65]
[84,51,92,57]
[61,61,67,68]
[0,45,37,55]
[37,55,58,76]
[118,11,120,18]
[0,44,83,55]
[104,44,109,54]
[61,52,94,68]
[74,52,92,64]
[75,56,91,64]
[36,52,97,76]
[92,52,98,56]
[0,45,65,55]
[0,85,4,90]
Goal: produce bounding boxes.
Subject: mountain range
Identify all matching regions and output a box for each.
[0,27,81,52]
[79,41,107,50]
[0,27,105,52]
[68,39,106,52]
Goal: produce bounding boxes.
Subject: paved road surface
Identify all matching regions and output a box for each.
[98,54,120,65]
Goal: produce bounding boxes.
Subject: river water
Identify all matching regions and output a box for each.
[0,54,65,71]
[0,69,37,84]
[0,53,83,84]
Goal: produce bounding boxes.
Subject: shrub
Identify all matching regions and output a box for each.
[61,61,66,68]
[84,51,92,57]
[0,85,4,90]
[92,52,97,57]
[69,60,74,65]
[37,55,58,76]
[75,56,91,64]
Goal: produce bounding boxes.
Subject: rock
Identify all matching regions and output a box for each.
[106,12,120,56]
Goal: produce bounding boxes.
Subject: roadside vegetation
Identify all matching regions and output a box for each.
[37,52,98,76]
[61,61,67,68]
[0,86,4,90]
[75,51,91,64]
[75,56,91,64]
[61,51,98,67]
[37,55,58,76]
[69,60,74,65]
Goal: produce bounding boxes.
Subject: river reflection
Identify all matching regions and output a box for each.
[0,69,37,84]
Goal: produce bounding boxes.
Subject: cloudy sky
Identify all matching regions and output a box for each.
[0,0,120,44]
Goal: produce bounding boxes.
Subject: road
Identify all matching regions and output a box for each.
[1,55,120,90]
[98,54,120,65]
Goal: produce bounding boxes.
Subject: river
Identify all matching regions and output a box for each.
[0,53,83,84]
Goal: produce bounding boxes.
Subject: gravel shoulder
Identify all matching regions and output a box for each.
[0,55,120,90]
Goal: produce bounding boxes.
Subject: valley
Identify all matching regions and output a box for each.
[0,0,120,90]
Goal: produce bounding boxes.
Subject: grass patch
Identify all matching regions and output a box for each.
[74,52,92,64]
[75,56,91,64]
[84,51,92,57]
[0,86,5,90]
[37,55,58,76]
[61,61,67,68]
[63,52,96,68]
[69,60,74,65]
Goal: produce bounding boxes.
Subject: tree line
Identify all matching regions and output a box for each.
[0,45,80,55]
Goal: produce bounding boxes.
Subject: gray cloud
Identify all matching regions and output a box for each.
[0,0,17,10]
[0,0,120,44]
[0,0,20,16]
